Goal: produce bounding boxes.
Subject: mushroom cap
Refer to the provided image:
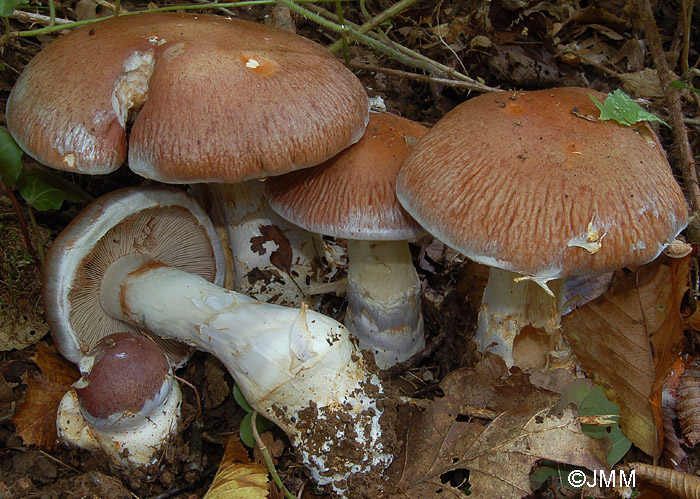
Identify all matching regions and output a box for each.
[265,112,427,240]
[396,87,689,279]
[76,332,171,422]
[6,12,369,183]
[43,185,226,365]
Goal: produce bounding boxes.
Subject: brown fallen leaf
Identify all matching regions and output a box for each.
[562,255,689,459]
[12,343,80,451]
[385,363,610,498]
[677,364,700,446]
[628,462,700,499]
[203,434,269,499]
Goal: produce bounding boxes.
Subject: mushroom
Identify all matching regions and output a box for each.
[265,112,428,369]
[46,185,392,491]
[6,11,370,306]
[396,87,689,369]
[57,332,182,467]
[43,185,225,366]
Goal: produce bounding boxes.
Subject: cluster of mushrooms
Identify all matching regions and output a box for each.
[6,11,689,496]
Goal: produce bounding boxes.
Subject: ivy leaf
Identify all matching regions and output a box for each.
[233,384,253,412]
[590,89,668,127]
[0,127,24,185]
[557,380,631,466]
[14,168,90,211]
[239,412,274,448]
[0,0,28,18]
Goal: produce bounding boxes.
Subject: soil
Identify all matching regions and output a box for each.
[1,0,699,498]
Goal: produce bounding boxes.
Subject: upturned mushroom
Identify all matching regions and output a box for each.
[396,87,688,369]
[57,332,182,467]
[45,186,392,492]
[6,11,370,306]
[265,112,428,368]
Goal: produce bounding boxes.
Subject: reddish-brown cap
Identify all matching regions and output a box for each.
[7,12,368,183]
[396,87,688,279]
[265,112,427,240]
[75,332,170,421]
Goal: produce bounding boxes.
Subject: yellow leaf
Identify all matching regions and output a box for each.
[204,435,269,499]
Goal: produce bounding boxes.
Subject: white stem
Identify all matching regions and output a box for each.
[57,381,182,467]
[99,254,391,489]
[474,268,568,369]
[200,182,327,306]
[345,240,424,369]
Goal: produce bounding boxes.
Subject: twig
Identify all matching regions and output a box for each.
[350,60,497,93]
[8,1,342,38]
[279,0,496,93]
[636,0,700,227]
[251,412,294,499]
[9,10,72,26]
[2,180,41,272]
[38,449,81,474]
[327,0,421,53]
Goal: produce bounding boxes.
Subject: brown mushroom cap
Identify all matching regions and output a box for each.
[76,332,170,421]
[6,12,368,183]
[265,112,427,240]
[396,87,689,279]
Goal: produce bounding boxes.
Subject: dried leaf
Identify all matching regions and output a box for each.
[386,364,609,498]
[562,255,689,458]
[677,365,700,446]
[204,435,269,499]
[12,344,80,451]
[628,462,700,499]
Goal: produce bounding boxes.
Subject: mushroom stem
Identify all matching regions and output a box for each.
[99,253,391,490]
[344,239,425,369]
[200,181,327,306]
[473,268,570,369]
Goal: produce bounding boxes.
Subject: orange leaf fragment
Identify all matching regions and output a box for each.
[12,343,80,451]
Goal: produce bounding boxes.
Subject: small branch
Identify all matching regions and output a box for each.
[637,0,700,231]
[2,180,41,272]
[351,60,498,93]
[327,0,421,53]
[251,412,294,499]
[279,0,496,93]
[10,10,73,26]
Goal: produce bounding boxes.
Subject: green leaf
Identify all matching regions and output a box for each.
[0,0,28,18]
[557,380,631,467]
[239,411,275,448]
[233,384,253,412]
[670,80,700,96]
[0,128,24,186]
[14,168,90,211]
[590,89,668,127]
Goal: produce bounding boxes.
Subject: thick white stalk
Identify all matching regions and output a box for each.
[57,381,181,467]
[473,268,570,369]
[99,254,391,490]
[345,240,424,369]
[201,182,327,306]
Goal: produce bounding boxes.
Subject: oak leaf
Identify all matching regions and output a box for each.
[386,363,609,498]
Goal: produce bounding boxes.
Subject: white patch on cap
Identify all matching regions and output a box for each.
[111,50,155,128]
